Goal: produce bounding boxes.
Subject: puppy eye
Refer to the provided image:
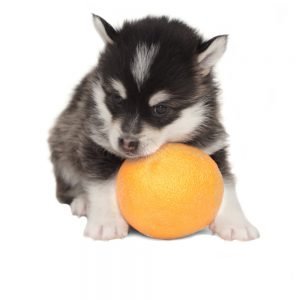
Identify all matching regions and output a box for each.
[110,94,123,104]
[152,104,169,116]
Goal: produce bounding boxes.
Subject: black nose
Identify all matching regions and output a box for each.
[118,137,139,153]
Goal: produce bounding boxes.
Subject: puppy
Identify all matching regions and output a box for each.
[48,15,259,241]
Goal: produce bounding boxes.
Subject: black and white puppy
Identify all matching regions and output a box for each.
[48,15,259,241]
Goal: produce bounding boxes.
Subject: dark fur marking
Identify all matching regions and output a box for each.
[80,138,123,180]
[55,176,76,205]
[210,148,234,181]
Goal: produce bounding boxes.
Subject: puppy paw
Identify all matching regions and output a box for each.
[209,215,260,241]
[84,216,129,240]
[70,196,87,217]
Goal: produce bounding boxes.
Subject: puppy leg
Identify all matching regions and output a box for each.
[209,180,260,241]
[209,149,260,241]
[55,169,87,217]
[55,175,77,205]
[83,176,128,240]
[53,157,83,203]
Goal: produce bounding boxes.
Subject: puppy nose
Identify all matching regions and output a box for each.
[118,137,139,152]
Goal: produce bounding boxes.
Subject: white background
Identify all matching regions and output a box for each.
[0,0,299,299]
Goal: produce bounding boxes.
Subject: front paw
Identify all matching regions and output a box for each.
[84,216,129,240]
[209,215,260,241]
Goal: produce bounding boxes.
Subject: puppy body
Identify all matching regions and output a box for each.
[49,16,259,240]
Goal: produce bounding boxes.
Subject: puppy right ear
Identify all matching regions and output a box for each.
[92,14,117,44]
[197,35,228,76]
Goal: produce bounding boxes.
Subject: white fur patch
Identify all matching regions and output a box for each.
[91,83,120,154]
[59,161,81,186]
[149,90,170,107]
[165,102,207,142]
[84,177,129,240]
[131,43,160,90]
[71,195,87,217]
[107,119,122,153]
[111,79,127,99]
[136,101,208,157]
[93,15,114,44]
[202,138,227,155]
[209,180,260,241]
[92,83,131,157]
[93,82,112,125]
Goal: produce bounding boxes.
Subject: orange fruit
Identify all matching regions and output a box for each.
[116,143,224,239]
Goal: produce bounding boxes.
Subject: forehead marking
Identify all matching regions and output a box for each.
[149,90,171,107]
[130,43,160,91]
[111,79,127,99]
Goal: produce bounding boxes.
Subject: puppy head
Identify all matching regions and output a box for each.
[92,15,227,158]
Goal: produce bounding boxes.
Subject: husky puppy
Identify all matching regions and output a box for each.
[48,15,259,241]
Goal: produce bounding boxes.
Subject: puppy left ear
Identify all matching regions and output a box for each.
[92,14,117,44]
[197,35,228,76]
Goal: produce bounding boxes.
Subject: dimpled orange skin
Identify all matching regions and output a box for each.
[116,143,224,239]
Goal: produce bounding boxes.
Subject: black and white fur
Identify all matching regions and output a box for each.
[48,15,259,241]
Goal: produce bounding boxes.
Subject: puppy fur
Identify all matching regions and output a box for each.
[48,15,259,241]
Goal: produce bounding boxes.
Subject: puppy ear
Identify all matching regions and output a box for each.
[197,35,228,76]
[92,14,117,44]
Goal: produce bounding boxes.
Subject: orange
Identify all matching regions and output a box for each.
[116,143,224,239]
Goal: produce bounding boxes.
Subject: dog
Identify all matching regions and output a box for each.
[48,15,259,241]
